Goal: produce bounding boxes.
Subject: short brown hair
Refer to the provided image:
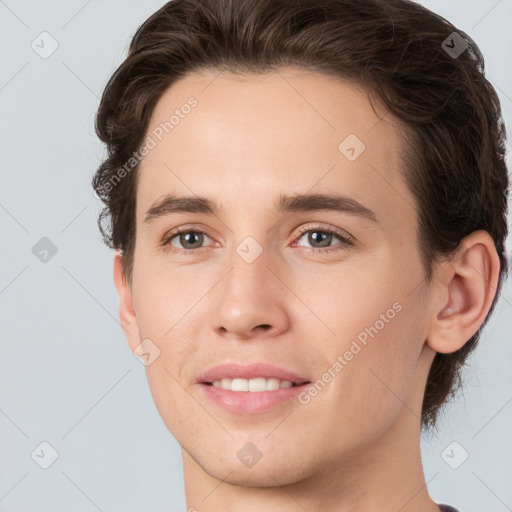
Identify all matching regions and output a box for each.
[93,0,509,431]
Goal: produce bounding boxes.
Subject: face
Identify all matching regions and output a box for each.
[121,68,437,486]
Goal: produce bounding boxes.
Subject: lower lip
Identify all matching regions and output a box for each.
[200,383,311,413]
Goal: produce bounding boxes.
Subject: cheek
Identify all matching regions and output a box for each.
[131,252,212,338]
[316,263,427,432]
[334,293,427,432]
[141,331,201,439]
[144,366,201,447]
[129,263,203,423]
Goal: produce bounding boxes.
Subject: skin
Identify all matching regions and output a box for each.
[113,68,500,512]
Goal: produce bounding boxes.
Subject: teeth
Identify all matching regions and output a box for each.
[211,377,296,392]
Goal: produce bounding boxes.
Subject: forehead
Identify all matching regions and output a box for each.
[136,67,415,230]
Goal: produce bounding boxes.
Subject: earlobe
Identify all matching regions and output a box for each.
[427,231,501,355]
[113,252,140,351]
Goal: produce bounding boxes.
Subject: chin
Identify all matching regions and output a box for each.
[213,464,308,488]
[191,445,314,487]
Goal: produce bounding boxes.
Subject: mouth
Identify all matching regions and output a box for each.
[197,362,311,392]
[199,368,313,413]
[202,377,311,392]
[197,363,312,413]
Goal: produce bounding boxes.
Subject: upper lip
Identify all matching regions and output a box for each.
[198,363,310,385]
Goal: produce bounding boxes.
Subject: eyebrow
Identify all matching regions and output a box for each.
[143,192,379,224]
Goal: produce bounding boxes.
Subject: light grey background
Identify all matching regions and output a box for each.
[0,1,511,511]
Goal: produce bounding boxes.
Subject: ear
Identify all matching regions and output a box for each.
[113,251,140,352]
[427,230,501,354]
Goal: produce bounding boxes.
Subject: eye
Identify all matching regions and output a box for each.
[162,226,214,252]
[161,224,353,254]
[293,225,353,253]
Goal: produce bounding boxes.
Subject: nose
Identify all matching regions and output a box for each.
[211,247,290,341]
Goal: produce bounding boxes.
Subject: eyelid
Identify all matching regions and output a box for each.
[294,223,354,244]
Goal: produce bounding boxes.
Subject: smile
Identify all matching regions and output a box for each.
[207,377,300,392]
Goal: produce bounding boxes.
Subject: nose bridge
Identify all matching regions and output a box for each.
[220,205,289,295]
[226,232,273,294]
[210,229,290,338]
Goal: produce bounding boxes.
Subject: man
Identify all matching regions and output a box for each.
[93,0,509,510]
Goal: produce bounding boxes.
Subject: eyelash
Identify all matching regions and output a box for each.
[161,224,354,255]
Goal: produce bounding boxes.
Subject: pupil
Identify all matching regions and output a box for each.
[182,232,202,248]
[310,231,331,248]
